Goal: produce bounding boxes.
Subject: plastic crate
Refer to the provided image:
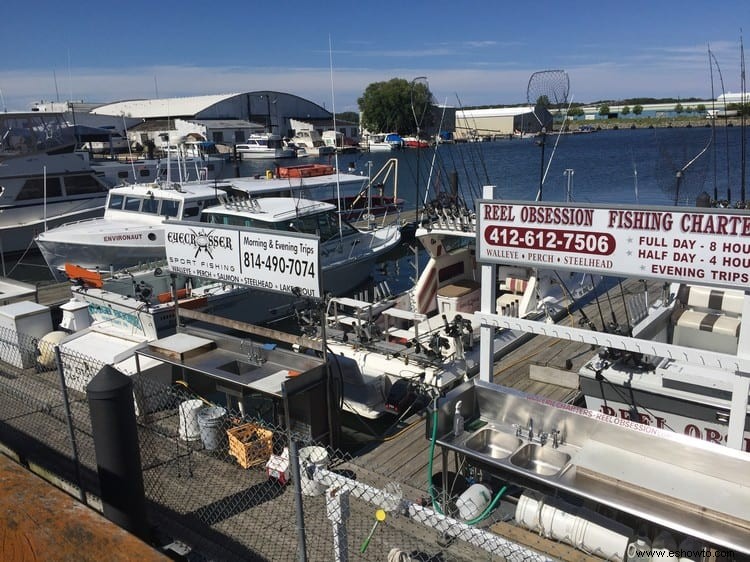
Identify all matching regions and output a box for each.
[226,422,273,469]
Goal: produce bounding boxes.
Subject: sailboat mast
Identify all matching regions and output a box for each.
[329,36,342,238]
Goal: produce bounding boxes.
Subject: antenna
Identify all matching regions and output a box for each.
[53,70,60,103]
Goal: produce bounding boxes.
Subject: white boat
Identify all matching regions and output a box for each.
[200,195,402,297]
[364,133,403,152]
[0,147,112,255]
[0,114,228,255]
[61,262,254,340]
[235,133,296,159]
[34,155,392,279]
[305,194,602,418]
[62,195,402,339]
[34,178,242,278]
[289,129,336,157]
[579,281,750,451]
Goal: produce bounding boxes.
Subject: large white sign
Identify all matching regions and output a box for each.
[477,200,750,291]
[164,221,321,298]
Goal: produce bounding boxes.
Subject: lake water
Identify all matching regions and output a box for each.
[7,125,748,290]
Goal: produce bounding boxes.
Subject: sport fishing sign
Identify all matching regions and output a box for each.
[164,221,321,297]
[476,200,750,291]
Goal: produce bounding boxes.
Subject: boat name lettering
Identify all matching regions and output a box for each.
[598,405,750,452]
[88,304,144,332]
[482,204,516,221]
[103,233,144,242]
[166,229,233,257]
[520,206,594,227]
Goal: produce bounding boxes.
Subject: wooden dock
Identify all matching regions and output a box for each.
[335,277,658,559]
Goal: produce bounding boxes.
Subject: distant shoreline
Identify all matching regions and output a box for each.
[563,116,746,131]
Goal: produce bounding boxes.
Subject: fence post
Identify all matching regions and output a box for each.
[325,486,350,562]
[86,364,149,541]
[53,345,85,502]
[288,439,308,562]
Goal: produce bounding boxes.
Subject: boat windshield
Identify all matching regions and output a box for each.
[107,193,181,217]
[203,209,358,241]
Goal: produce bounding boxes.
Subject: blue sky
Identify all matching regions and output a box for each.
[1,0,747,113]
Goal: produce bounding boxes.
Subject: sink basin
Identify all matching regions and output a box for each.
[217,360,261,376]
[509,443,571,476]
[463,429,523,459]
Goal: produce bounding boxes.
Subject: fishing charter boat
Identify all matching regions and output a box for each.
[578,280,750,451]
[34,178,242,279]
[300,191,602,419]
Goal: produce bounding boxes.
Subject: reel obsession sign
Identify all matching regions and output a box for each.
[477,200,750,291]
[164,221,321,298]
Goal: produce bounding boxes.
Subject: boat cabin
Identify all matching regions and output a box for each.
[201,197,360,240]
[105,185,222,220]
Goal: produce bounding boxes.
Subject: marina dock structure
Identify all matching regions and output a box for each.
[5,272,743,560]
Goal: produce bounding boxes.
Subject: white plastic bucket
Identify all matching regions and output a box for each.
[516,494,629,561]
[456,483,492,521]
[178,399,204,441]
[298,446,329,496]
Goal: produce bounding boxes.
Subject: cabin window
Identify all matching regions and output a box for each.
[117,171,129,179]
[142,197,159,214]
[108,194,125,209]
[65,174,107,195]
[183,206,200,218]
[15,177,63,201]
[438,261,465,283]
[214,132,225,143]
[161,201,180,217]
[139,169,151,178]
[123,196,142,211]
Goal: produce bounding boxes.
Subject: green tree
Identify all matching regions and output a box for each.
[674,103,684,114]
[621,105,631,115]
[336,111,359,124]
[567,106,584,117]
[696,104,706,113]
[357,78,434,135]
[633,104,643,115]
[598,104,610,116]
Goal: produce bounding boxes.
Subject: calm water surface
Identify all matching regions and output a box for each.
[8,125,749,289]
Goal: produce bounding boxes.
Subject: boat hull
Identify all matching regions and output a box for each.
[582,387,750,453]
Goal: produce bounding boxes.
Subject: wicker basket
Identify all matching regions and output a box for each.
[227,422,273,469]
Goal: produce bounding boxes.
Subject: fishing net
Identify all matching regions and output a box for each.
[410,76,435,134]
[526,69,570,127]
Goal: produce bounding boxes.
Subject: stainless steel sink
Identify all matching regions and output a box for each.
[509,443,571,476]
[217,360,261,376]
[463,429,523,459]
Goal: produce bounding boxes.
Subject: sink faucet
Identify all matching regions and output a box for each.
[241,339,266,365]
[528,417,534,441]
[551,430,561,449]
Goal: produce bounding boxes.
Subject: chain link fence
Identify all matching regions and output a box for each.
[0,323,558,561]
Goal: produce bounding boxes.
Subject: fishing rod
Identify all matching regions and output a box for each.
[553,271,597,331]
[590,274,607,332]
[604,280,619,333]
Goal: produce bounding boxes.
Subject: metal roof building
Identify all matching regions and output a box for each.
[455,106,551,140]
[91,92,334,146]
